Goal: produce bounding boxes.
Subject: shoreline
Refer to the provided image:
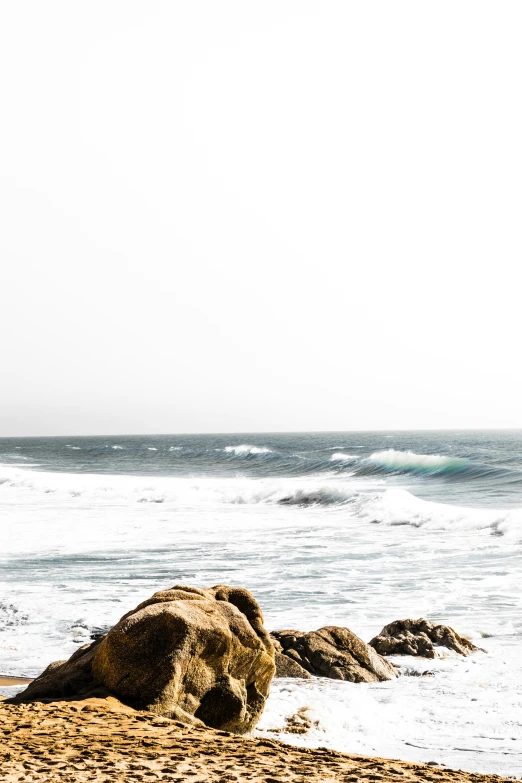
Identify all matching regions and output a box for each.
[0,674,33,686]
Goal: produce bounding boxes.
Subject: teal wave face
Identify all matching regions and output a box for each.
[365,449,470,475]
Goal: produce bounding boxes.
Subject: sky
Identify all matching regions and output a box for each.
[1,2,521,436]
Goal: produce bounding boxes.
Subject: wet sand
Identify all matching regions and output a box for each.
[0,695,515,783]
[0,675,33,687]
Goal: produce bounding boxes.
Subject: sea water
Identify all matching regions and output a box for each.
[0,431,520,776]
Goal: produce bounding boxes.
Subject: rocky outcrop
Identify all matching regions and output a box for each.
[369,618,485,659]
[270,636,312,679]
[15,585,275,734]
[271,627,398,682]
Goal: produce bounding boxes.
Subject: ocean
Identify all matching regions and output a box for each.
[0,431,521,776]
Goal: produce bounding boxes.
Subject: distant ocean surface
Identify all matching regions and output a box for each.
[1,431,521,775]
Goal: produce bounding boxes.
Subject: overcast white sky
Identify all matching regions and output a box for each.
[1,2,521,436]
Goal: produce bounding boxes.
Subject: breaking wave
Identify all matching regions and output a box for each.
[359,487,522,541]
[223,445,273,455]
[350,450,516,487]
[0,464,356,508]
[6,441,519,497]
[365,450,469,475]
[0,464,520,539]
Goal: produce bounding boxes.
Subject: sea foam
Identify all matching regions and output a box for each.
[360,487,522,541]
[257,638,522,776]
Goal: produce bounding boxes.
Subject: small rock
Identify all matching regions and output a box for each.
[369,618,486,659]
[271,627,398,682]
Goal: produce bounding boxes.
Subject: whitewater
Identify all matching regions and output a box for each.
[0,431,521,776]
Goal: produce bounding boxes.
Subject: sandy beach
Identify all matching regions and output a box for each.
[0,692,516,783]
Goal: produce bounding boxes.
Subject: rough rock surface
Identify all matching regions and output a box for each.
[270,636,313,679]
[271,626,398,682]
[15,585,275,733]
[369,618,486,659]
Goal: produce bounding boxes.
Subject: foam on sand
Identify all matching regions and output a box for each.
[258,637,522,776]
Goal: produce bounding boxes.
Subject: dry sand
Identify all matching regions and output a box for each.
[0,694,516,783]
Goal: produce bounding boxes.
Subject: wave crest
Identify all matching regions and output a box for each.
[359,487,522,540]
[330,452,358,462]
[0,464,355,509]
[365,449,469,475]
[224,445,273,456]
[1,464,520,541]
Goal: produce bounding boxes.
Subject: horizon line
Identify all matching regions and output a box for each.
[1,426,521,440]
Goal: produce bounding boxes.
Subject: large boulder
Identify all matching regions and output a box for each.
[369,618,485,659]
[15,585,275,734]
[271,627,398,682]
